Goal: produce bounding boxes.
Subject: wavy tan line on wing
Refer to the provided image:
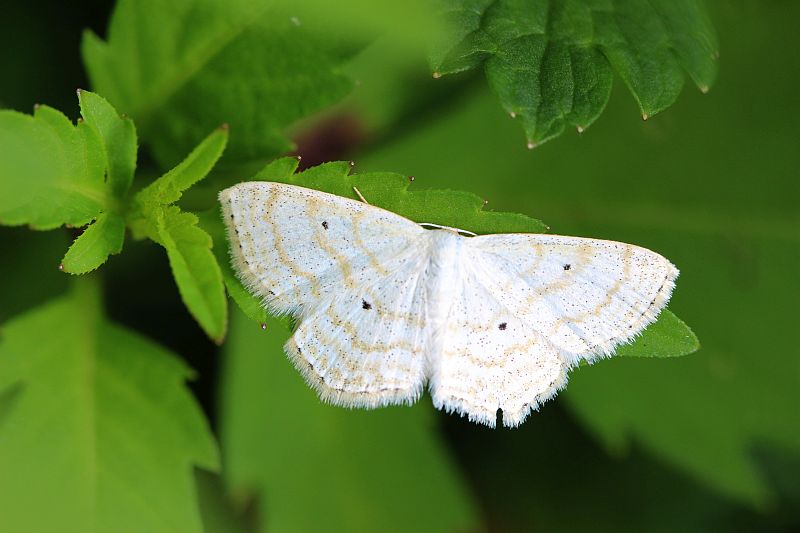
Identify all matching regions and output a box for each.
[292,332,419,385]
[441,335,549,368]
[542,245,635,338]
[321,306,424,354]
[261,191,321,299]
[285,337,419,404]
[486,243,595,301]
[351,210,391,277]
[305,197,359,289]
[225,192,288,300]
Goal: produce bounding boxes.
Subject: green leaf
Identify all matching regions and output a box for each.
[429,0,718,147]
[264,157,550,234]
[220,307,480,533]
[82,0,354,167]
[613,310,698,358]
[0,105,106,229]
[0,279,218,532]
[77,89,137,200]
[135,127,229,211]
[127,127,229,341]
[61,212,126,274]
[0,90,137,274]
[157,206,227,343]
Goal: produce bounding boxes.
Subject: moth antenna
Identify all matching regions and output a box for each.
[353,186,370,204]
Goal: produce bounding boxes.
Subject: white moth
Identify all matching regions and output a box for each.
[220,182,678,427]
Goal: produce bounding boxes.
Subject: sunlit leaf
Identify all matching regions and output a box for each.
[0,279,218,532]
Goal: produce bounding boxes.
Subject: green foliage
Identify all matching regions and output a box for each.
[0,278,218,532]
[130,128,229,342]
[220,307,479,533]
[0,91,135,273]
[0,105,106,229]
[156,206,228,342]
[430,0,718,147]
[59,90,136,274]
[61,212,126,274]
[256,157,549,234]
[614,310,697,358]
[133,127,229,209]
[82,0,355,167]
[77,89,137,199]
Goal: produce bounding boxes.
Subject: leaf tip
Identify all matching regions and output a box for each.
[526,141,536,150]
[58,263,65,272]
[699,84,710,94]
[408,175,415,182]
[641,113,649,121]
[509,111,517,119]
[432,71,442,79]
[33,103,41,111]
[260,323,267,330]
[349,160,355,168]
[76,88,83,97]
[218,122,230,131]
[576,125,585,134]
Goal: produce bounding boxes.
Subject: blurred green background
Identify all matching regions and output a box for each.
[1,1,798,532]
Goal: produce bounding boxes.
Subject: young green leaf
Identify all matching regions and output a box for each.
[136,127,229,209]
[0,105,106,229]
[61,212,126,274]
[82,0,354,168]
[128,128,229,341]
[220,308,481,533]
[430,0,718,147]
[77,89,137,199]
[0,279,218,532]
[157,206,228,343]
[0,90,136,273]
